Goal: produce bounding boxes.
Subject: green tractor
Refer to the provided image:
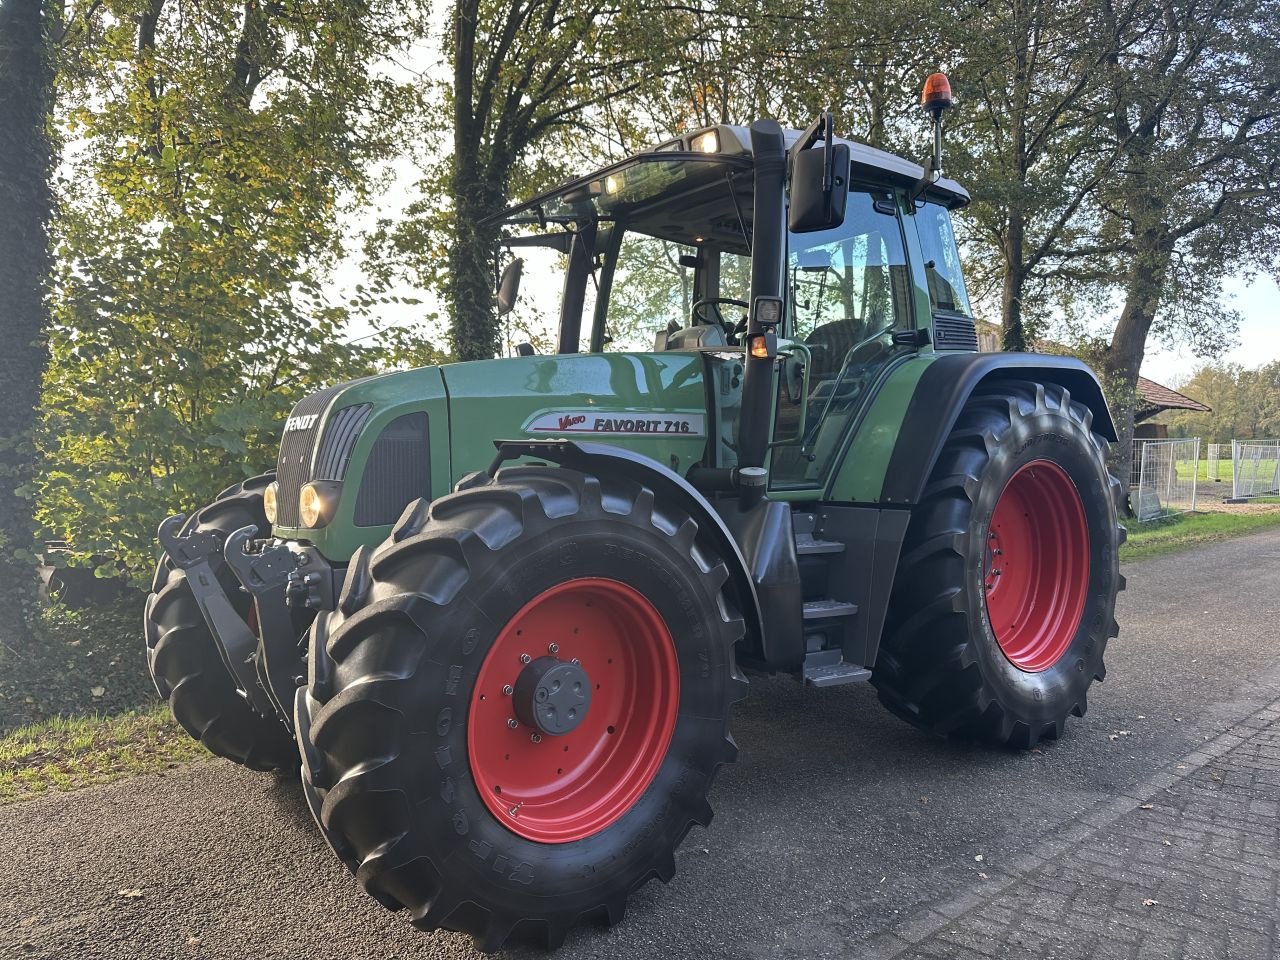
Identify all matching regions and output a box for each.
[144,76,1123,951]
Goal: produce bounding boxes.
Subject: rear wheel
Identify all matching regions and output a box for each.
[144,476,297,770]
[297,466,745,951]
[872,381,1125,748]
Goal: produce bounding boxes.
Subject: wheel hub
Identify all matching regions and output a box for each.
[513,656,592,736]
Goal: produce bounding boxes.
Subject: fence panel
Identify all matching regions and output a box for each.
[1231,440,1280,500]
[1207,442,1230,482]
[1133,438,1200,521]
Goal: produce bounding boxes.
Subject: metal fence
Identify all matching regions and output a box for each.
[1132,438,1200,520]
[1231,439,1280,500]
[1206,442,1231,482]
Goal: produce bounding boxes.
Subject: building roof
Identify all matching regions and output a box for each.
[1136,376,1211,414]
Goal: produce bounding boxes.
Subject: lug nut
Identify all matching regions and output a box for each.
[502,684,513,696]
[571,658,580,665]
[548,642,560,654]
[520,653,531,664]
[530,733,542,744]
[507,718,518,729]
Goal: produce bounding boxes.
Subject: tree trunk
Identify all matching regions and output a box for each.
[1102,231,1173,495]
[447,0,502,361]
[447,170,504,361]
[0,0,55,632]
[1000,214,1027,351]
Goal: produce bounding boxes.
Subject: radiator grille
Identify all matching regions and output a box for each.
[933,313,979,352]
[275,384,346,527]
[314,404,372,480]
[354,412,431,527]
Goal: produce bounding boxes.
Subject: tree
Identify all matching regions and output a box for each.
[942,0,1127,351]
[378,0,720,362]
[1087,0,1280,482]
[40,0,427,582]
[0,0,55,628]
[1165,361,1280,443]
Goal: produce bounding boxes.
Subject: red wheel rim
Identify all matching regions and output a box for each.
[984,460,1090,672]
[467,578,680,843]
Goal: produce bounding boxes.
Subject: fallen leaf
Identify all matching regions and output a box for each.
[91,686,105,698]
[1140,804,1154,810]
[186,937,201,946]
[117,889,143,898]
[974,854,984,862]
[1142,898,1158,907]
[978,872,988,880]
[1108,734,1119,742]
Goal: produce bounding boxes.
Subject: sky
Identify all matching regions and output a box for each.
[1140,275,1280,387]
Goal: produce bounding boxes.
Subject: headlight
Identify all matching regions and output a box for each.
[689,129,719,153]
[299,481,341,528]
[263,481,279,525]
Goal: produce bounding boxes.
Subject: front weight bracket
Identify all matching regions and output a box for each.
[223,526,306,729]
[155,515,277,717]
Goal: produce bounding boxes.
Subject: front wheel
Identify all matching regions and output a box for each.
[872,380,1125,748]
[297,466,746,951]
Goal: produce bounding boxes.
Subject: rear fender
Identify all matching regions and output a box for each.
[880,353,1117,505]
[486,440,766,657]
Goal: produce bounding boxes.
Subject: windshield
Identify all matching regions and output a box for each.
[497,153,752,243]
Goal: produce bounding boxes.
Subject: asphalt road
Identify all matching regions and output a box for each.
[4,528,1280,960]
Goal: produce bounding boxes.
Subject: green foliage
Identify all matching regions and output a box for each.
[40,0,429,583]
[1164,362,1280,444]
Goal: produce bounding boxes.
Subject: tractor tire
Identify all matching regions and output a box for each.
[144,475,298,771]
[872,380,1125,749]
[296,466,746,951]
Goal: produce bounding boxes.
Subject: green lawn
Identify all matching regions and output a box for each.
[0,706,206,804]
[1121,509,1280,562]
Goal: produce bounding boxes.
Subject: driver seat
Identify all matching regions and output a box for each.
[654,324,728,351]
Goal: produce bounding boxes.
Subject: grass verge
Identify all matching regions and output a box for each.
[0,706,205,804]
[1121,509,1280,562]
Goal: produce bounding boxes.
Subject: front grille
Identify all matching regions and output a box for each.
[933,313,979,351]
[275,385,347,527]
[314,404,372,480]
[354,412,431,527]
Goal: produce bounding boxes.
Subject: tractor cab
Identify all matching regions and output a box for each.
[490,122,975,491]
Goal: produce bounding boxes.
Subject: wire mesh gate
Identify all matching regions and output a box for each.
[1132,438,1200,520]
[1231,440,1280,500]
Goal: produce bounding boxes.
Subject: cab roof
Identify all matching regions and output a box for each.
[673,124,969,208]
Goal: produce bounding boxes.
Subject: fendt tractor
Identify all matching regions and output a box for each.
[145,74,1124,951]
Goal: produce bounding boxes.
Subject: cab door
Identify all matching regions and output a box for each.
[769,189,918,490]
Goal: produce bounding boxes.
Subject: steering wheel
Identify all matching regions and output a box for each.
[691,297,749,329]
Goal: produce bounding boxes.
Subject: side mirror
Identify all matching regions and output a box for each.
[496,258,524,316]
[788,112,849,234]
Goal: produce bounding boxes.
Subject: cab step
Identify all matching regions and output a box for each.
[802,598,858,620]
[802,649,872,687]
[795,534,845,556]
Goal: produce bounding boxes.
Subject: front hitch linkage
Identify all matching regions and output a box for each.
[157,515,305,728]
